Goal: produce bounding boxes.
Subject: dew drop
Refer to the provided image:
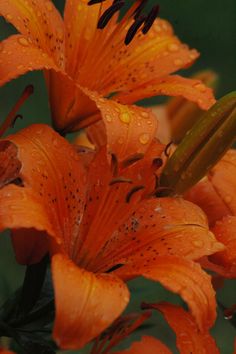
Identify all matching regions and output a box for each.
[18,37,29,47]
[168,43,179,52]
[192,239,204,248]
[120,112,131,124]
[140,111,149,118]
[174,58,183,66]
[139,133,150,145]
[6,14,13,21]
[194,83,207,93]
[105,114,112,122]
[46,1,53,11]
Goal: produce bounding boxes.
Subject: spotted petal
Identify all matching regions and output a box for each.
[0,0,64,65]
[0,35,59,87]
[0,124,87,263]
[116,75,216,110]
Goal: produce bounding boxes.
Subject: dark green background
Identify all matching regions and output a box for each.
[0,1,236,353]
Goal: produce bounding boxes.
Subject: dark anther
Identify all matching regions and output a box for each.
[107,264,123,272]
[25,84,34,95]
[125,15,146,45]
[97,0,125,29]
[142,5,160,34]
[111,153,119,177]
[152,157,163,169]
[13,177,24,187]
[109,177,133,185]
[122,153,144,168]
[155,186,173,197]
[133,0,148,20]
[88,0,105,5]
[126,185,145,203]
[164,141,173,157]
[10,114,23,128]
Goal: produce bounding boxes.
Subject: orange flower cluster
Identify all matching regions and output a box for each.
[0,0,235,353]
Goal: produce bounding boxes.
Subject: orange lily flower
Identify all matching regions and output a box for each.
[186,149,236,278]
[0,350,15,354]
[0,118,223,349]
[0,0,215,134]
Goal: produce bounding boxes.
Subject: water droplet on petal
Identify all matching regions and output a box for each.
[194,83,207,93]
[139,133,150,145]
[46,1,53,11]
[6,14,13,21]
[174,58,183,66]
[120,112,131,124]
[140,111,149,118]
[18,37,29,47]
[105,114,112,122]
[192,239,204,248]
[168,43,179,52]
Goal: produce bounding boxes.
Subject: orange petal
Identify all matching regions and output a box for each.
[96,197,223,273]
[0,185,54,263]
[185,177,230,227]
[0,35,59,87]
[52,253,129,350]
[45,70,99,133]
[186,150,236,225]
[0,0,64,65]
[116,75,216,110]
[208,150,236,215]
[152,303,220,354]
[81,18,199,95]
[117,256,216,331]
[0,140,21,188]
[0,124,87,260]
[74,141,164,269]
[209,216,236,277]
[114,336,171,354]
[79,89,158,161]
[0,350,16,354]
[63,0,113,77]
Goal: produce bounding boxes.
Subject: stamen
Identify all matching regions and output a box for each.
[0,85,34,137]
[121,153,144,168]
[224,304,236,320]
[126,185,145,203]
[133,0,148,20]
[88,0,105,5]
[10,114,23,128]
[107,264,123,272]
[152,157,163,169]
[125,15,146,45]
[155,186,174,197]
[111,153,119,177]
[164,141,173,157]
[97,0,125,29]
[142,4,160,34]
[109,177,133,185]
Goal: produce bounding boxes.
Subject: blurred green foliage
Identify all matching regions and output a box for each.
[0,0,236,353]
